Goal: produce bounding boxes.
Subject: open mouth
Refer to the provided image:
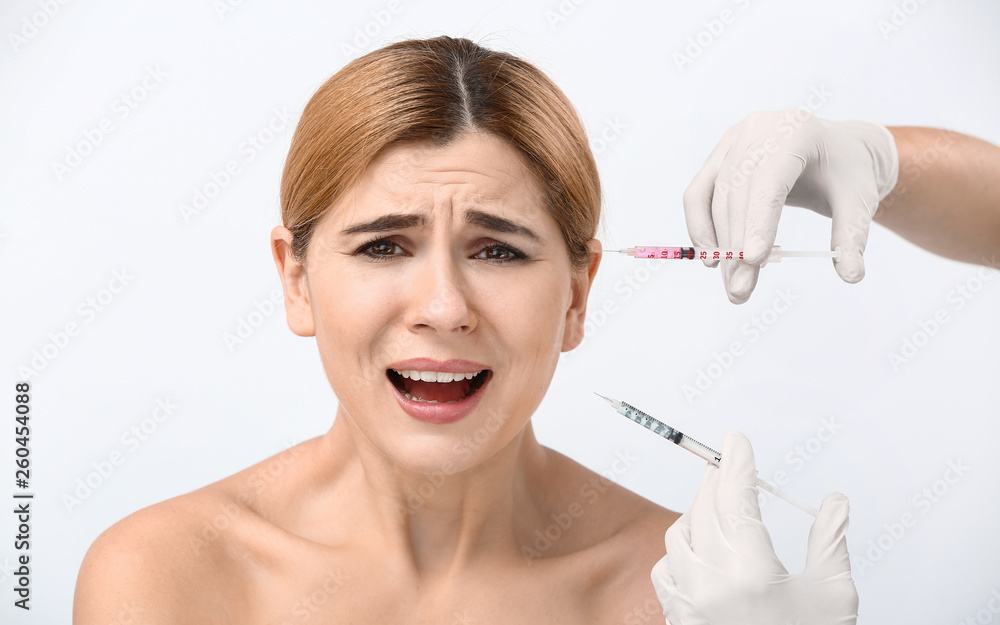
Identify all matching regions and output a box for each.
[387,369,491,404]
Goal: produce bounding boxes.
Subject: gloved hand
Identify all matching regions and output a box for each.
[683,110,899,303]
[650,431,859,625]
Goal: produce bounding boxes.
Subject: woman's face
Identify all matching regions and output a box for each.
[272,132,600,473]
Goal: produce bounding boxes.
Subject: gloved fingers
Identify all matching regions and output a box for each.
[687,461,721,549]
[664,511,693,552]
[650,553,675,609]
[683,176,720,268]
[721,148,805,304]
[659,581,704,625]
[723,162,760,304]
[662,515,728,625]
[683,130,734,268]
[829,188,876,284]
[804,492,854,581]
[715,431,784,567]
[722,260,760,305]
[651,553,693,625]
[742,150,807,264]
[662,513,698,590]
[708,176,732,258]
[716,431,760,513]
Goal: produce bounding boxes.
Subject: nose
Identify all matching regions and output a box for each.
[403,252,476,336]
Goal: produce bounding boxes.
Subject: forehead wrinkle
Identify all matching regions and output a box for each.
[333,137,550,237]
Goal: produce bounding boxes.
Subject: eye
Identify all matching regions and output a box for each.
[356,237,406,260]
[473,243,527,264]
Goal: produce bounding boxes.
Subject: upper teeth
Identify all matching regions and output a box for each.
[393,370,482,383]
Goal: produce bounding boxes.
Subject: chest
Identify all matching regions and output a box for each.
[239,555,644,625]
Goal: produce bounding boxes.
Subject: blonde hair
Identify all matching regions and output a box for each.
[280,36,600,268]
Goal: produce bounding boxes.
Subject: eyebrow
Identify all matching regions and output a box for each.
[341,209,541,243]
[341,213,425,235]
[464,209,541,243]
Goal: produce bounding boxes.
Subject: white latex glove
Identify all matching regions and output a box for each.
[651,431,859,625]
[684,110,899,303]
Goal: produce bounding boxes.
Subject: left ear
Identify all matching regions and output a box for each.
[561,238,602,352]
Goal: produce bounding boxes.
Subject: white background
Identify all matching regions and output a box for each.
[2,0,999,623]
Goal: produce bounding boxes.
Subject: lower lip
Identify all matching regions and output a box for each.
[389,372,491,425]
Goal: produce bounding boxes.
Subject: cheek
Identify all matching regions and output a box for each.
[484,268,572,365]
[308,268,396,372]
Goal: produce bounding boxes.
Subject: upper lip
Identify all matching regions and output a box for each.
[387,358,490,373]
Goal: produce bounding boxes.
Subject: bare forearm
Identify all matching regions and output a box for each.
[875,126,1000,266]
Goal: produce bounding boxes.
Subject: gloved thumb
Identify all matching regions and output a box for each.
[656,516,706,625]
[716,431,780,563]
[803,492,853,580]
[829,189,874,284]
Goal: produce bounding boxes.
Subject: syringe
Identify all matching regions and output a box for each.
[595,393,819,518]
[601,245,840,266]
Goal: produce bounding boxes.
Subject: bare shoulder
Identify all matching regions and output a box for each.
[73,484,264,625]
[540,445,680,541]
[72,439,317,625]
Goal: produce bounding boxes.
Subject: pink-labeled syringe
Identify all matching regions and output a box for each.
[601,245,840,266]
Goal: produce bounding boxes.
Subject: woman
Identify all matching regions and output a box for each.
[74,36,679,622]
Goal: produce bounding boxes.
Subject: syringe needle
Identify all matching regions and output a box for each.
[593,392,621,410]
[596,393,819,518]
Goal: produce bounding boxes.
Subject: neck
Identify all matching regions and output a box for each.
[319,407,552,576]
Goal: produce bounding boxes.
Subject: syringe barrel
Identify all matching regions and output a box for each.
[676,435,723,465]
[629,246,748,261]
[629,246,699,260]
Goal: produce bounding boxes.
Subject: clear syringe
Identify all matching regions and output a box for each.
[601,245,840,266]
[595,393,819,517]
